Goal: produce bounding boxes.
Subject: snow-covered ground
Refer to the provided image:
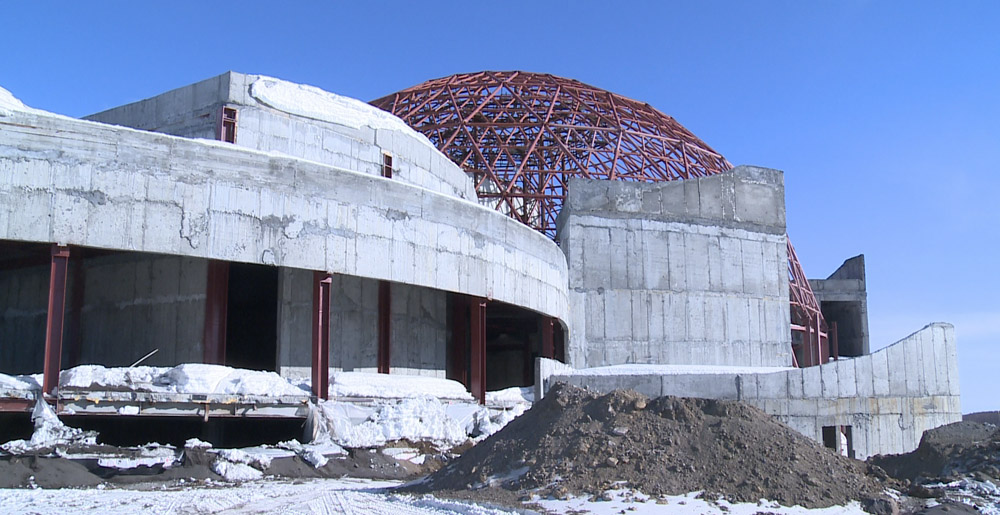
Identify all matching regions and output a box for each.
[0,477,881,514]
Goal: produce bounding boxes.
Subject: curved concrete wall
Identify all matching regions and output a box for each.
[0,105,568,322]
[86,72,478,202]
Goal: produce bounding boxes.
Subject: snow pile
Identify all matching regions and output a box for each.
[277,439,346,468]
[249,75,434,146]
[60,365,168,390]
[485,386,534,406]
[184,438,213,449]
[535,489,868,515]
[0,85,28,116]
[95,444,179,470]
[316,396,468,449]
[329,371,473,401]
[211,448,275,482]
[1,398,97,454]
[0,372,40,391]
[156,363,308,396]
[469,403,529,440]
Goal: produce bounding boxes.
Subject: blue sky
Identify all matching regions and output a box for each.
[2,1,997,412]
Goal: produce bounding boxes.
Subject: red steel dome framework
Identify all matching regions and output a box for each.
[371,71,832,367]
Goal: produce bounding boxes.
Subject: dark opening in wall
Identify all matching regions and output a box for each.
[822,425,854,459]
[485,303,540,391]
[820,300,866,357]
[225,263,278,371]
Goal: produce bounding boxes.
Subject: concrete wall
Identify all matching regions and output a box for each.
[77,254,206,367]
[548,323,961,459]
[276,268,448,380]
[0,253,206,373]
[0,99,568,324]
[85,72,477,202]
[0,265,49,374]
[557,166,791,368]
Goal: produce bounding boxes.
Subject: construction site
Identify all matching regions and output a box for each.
[0,71,990,513]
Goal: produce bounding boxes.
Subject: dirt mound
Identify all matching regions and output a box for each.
[414,383,890,510]
[869,421,1000,484]
[964,411,1000,427]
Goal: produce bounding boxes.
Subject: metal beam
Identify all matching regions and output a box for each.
[470,297,487,404]
[378,280,391,374]
[42,245,70,397]
[203,260,229,365]
[311,272,332,400]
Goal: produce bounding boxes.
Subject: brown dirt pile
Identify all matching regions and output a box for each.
[869,421,1000,485]
[416,383,891,510]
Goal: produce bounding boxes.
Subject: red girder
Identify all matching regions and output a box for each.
[372,71,827,368]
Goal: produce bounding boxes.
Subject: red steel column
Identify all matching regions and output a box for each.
[541,316,555,359]
[312,272,332,400]
[816,314,825,364]
[470,298,487,404]
[449,295,469,387]
[377,281,391,374]
[43,245,70,397]
[203,260,229,365]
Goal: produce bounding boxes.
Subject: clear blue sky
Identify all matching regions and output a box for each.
[3,1,997,413]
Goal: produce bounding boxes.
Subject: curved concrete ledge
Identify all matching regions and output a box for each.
[0,107,568,321]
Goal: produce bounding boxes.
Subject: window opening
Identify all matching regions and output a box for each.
[218,107,238,144]
[382,153,393,179]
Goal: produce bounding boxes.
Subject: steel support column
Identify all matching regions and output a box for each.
[377,281,391,374]
[43,245,70,397]
[470,297,487,404]
[312,272,332,400]
[203,260,229,365]
[449,295,469,387]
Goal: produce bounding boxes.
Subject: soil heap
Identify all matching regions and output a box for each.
[416,383,890,510]
[869,421,1000,485]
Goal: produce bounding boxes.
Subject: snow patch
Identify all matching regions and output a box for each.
[329,371,473,401]
[565,363,796,376]
[211,459,263,482]
[0,85,28,116]
[0,372,40,391]
[317,396,469,449]
[249,76,434,146]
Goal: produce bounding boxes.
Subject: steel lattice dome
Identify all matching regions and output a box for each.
[374,71,832,367]
[370,71,732,238]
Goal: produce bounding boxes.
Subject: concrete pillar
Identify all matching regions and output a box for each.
[43,245,70,397]
[311,272,332,400]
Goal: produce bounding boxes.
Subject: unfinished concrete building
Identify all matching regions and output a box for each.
[0,71,960,458]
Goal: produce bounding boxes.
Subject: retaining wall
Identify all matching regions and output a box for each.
[547,323,961,459]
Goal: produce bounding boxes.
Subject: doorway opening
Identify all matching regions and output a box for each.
[225,263,278,371]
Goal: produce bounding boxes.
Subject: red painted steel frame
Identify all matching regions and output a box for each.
[43,245,70,396]
[203,260,229,365]
[312,272,332,400]
[470,298,487,404]
[378,281,391,374]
